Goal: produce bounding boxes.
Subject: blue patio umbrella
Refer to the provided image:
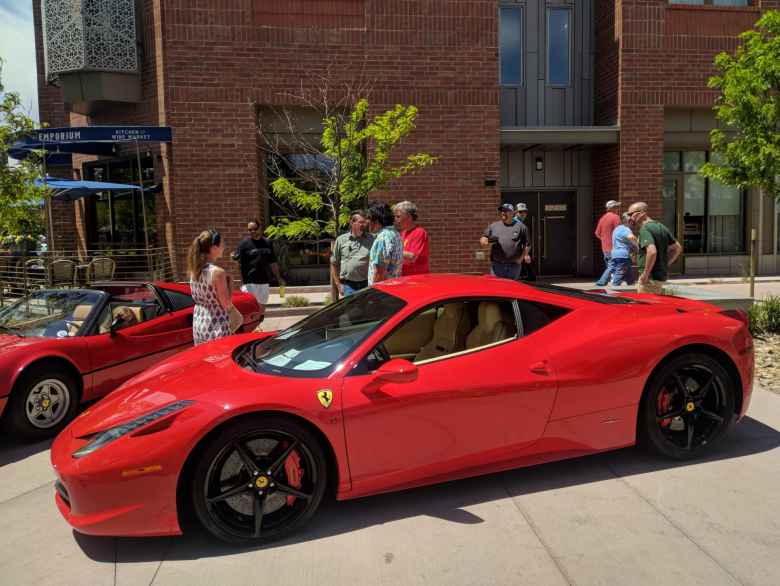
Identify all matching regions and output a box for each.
[34,177,141,202]
[33,177,145,247]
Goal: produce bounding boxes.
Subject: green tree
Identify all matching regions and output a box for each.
[262,98,437,240]
[0,58,47,246]
[701,11,780,200]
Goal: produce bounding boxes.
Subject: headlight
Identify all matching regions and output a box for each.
[72,400,194,459]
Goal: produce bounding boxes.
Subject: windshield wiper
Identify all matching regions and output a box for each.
[0,324,23,337]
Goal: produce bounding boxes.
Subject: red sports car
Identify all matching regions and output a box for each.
[0,281,262,439]
[51,275,753,544]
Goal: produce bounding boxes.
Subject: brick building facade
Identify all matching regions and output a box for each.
[33,0,780,282]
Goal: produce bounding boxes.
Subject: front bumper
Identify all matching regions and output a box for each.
[51,423,189,537]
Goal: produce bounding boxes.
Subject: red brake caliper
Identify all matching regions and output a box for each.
[283,446,303,506]
[658,387,672,428]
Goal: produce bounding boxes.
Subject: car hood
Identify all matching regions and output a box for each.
[67,332,288,437]
[0,334,48,352]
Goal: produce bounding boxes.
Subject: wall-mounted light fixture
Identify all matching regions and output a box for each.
[535,156,544,171]
[484,176,497,187]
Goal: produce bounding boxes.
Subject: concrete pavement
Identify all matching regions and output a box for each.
[1,387,779,586]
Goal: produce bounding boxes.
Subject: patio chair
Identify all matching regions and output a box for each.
[86,257,116,283]
[24,258,47,290]
[48,259,77,288]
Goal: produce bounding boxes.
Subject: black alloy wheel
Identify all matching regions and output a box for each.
[640,353,736,460]
[191,416,328,544]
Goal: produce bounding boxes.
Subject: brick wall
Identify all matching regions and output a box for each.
[159,0,500,277]
[608,0,766,220]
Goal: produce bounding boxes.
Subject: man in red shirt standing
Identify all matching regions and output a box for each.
[394,200,430,275]
[594,199,621,286]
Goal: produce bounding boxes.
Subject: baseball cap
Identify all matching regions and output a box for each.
[515,203,528,212]
[605,200,621,209]
[498,203,514,213]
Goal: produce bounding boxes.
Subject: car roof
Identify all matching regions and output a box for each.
[373,274,588,308]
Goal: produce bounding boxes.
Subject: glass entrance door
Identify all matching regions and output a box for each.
[662,178,684,274]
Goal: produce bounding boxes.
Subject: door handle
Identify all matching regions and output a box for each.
[530,361,551,376]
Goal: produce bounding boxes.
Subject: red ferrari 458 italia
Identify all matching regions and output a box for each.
[0,281,262,439]
[51,275,753,544]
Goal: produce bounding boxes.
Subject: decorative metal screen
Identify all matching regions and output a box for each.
[43,0,138,77]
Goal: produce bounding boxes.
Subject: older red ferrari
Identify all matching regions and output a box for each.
[51,275,753,543]
[0,282,262,439]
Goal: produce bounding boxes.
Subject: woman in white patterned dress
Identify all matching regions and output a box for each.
[187,229,234,345]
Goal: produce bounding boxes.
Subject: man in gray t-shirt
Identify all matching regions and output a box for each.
[480,204,529,280]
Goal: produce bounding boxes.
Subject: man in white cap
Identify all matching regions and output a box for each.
[594,199,621,286]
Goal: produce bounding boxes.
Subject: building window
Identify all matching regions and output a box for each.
[83,157,156,249]
[663,151,745,255]
[499,5,522,85]
[547,8,570,86]
[668,1,749,6]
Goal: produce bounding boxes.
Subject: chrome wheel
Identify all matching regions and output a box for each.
[25,378,71,429]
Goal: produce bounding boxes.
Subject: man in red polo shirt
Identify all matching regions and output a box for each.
[594,199,621,286]
[394,200,430,276]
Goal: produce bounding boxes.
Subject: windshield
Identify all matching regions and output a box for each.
[528,283,637,305]
[0,290,104,338]
[240,288,406,378]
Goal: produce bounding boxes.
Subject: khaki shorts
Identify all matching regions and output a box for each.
[637,279,665,295]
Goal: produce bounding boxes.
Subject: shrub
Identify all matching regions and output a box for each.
[282,295,311,308]
[748,295,780,336]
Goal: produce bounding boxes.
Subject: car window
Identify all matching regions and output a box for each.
[516,299,570,337]
[236,288,406,378]
[354,298,518,373]
[161,288,195,311]
[95,289,165,334]
[0,290,104,338]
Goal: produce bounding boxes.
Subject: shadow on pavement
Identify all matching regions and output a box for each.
[0,434,53,468]
[74,414,780,563]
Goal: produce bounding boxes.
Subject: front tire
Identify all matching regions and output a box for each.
[191,415,328,544]
[639,353,736,460]
[4,368,80,440]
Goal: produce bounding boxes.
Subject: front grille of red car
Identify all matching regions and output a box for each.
[55,480,71,508]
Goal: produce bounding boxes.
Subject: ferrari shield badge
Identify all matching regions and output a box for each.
[317,389,333,409]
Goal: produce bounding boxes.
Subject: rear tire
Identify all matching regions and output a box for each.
[4,368,80,441]
[191,415,328,544]
[639,353,736,460]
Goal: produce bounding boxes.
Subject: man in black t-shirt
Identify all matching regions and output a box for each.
[479,204,529,280]
[231,220,284,307]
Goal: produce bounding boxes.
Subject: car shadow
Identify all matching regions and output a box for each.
[0,434,54,468]
[74,414,780,563]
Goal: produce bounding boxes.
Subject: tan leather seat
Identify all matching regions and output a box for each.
[465,302,515,349]
[384,310,436,359]
[415,302,471,361]
[67,304,94,336]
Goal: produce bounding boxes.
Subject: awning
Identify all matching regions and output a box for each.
[34,178,141,202]
[9,125,173,164]
[500,126,620,146]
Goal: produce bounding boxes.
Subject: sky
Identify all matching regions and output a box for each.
[0,0,40,122]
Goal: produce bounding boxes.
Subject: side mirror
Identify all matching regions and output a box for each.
[374,358,418,384]
[109,314,126,336]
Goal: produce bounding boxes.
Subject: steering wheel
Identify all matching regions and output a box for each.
[375,343,391,363]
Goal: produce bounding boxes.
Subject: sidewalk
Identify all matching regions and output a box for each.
[1,387,778,585]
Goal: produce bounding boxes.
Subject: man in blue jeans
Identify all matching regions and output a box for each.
[610,212,638,286]
[480,204,528,280]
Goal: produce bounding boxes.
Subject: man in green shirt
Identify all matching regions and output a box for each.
[627,202,682,294]
[330,210,374,298]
